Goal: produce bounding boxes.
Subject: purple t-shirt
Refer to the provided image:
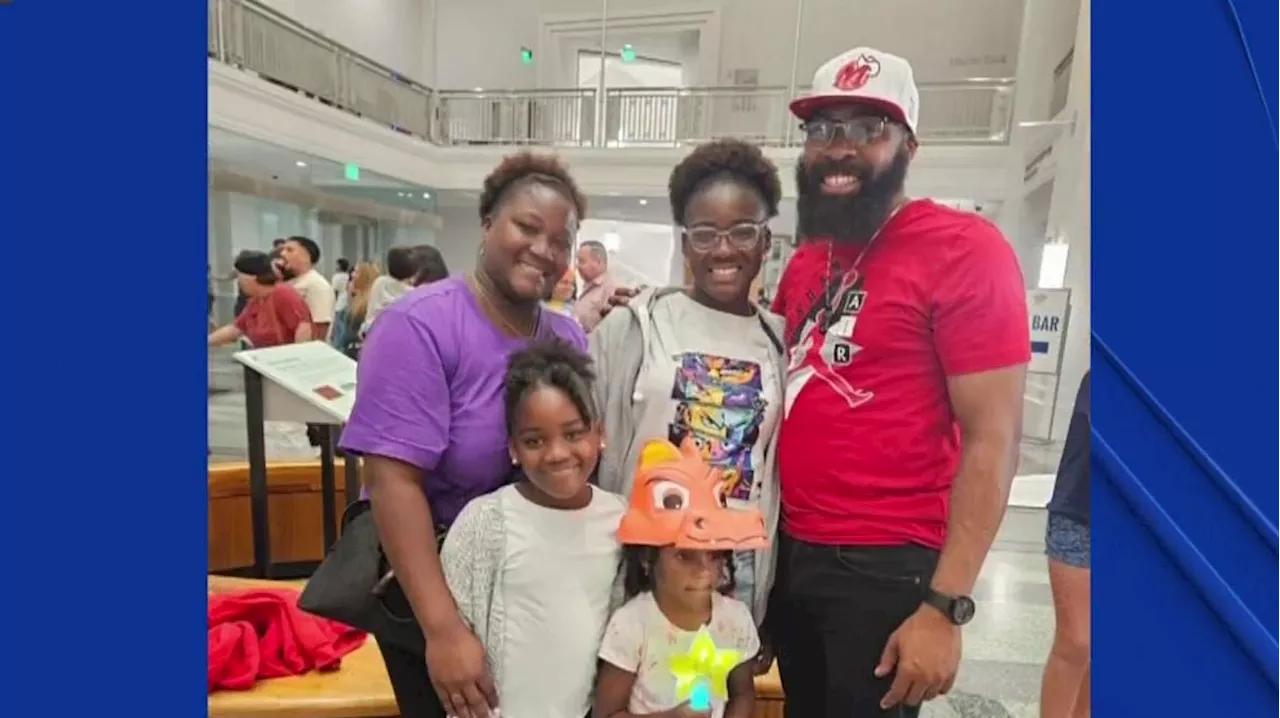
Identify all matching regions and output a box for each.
[339,275,587,526]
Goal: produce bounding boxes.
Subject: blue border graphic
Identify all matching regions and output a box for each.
[0,1,207,712]
[1093,0,1277,714]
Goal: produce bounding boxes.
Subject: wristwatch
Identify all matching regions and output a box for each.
[923,587,976,626]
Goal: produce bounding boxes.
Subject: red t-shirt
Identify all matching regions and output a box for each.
[234,284,312,348]
[772,200,1030,549]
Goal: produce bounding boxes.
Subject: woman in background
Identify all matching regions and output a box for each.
[543,267,577,320]
[342,261,380,358]
[362,246,422,337]
[1040,372,1091,718]
[330,258,353,348]
[411,244,451,287]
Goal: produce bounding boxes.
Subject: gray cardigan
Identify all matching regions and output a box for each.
[586,287,786,625]
[440,489,626,687]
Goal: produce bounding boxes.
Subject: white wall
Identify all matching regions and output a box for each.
[994,0,1087,442]
[256,0,436,84]
[1044,0,1089,441]
[434,206,483,276]
[262,0,1024,90]
[579,219,678,286]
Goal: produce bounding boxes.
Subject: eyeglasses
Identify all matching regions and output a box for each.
[800,116,891,146]
[682,222,766,252]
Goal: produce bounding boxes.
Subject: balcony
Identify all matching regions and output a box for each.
[208,0,1015,150]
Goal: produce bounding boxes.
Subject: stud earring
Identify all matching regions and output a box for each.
[511,456,518,466]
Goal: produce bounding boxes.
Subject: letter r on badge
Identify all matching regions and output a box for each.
[832,342,852,365]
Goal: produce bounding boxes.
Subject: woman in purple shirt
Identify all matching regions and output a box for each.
[339,152,588,718]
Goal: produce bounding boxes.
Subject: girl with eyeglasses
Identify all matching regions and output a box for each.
[588,139,786,675]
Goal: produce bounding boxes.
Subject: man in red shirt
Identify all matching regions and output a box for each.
[769,48,1030,717]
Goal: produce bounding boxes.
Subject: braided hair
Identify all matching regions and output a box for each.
[503,339,599,435]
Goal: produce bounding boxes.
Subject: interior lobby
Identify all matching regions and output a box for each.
[207,0,1092,716]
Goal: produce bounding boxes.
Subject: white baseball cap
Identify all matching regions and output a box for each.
[789,47,920,136]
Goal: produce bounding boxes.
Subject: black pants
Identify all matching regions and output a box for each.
[377,639,448,718]
[772,532,939,718]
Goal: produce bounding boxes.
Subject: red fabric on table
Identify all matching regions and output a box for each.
[208,588,367,693]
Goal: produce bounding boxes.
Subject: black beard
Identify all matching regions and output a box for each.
[796,146,910,243]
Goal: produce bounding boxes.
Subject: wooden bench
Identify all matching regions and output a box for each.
[208,575,784,718]
[208,461,353,573]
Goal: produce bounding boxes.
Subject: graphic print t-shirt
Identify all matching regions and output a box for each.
[631,294,781,508]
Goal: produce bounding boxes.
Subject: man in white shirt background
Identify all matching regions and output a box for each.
[278,236,335,340]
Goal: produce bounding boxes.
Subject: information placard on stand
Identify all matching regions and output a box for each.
[231,341,361,579]
[1028,288,1072,375]
[1025,288,1072,441]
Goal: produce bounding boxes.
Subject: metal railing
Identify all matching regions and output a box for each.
[208,0,1014,148]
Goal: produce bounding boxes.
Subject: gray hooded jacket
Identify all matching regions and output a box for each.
[587,287,786,623]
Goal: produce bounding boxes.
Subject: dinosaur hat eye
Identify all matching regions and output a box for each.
[651,480,691,511]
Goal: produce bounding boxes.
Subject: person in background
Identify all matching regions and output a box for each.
[572,239,616,332]
[361,246,422,337]
[208,250,313,348]
[342,261,381,359]
[278,236,335,339]
[543,267,578,319]
[440,340,624,717]
[208,265,216,329]
[330,258,352,349]
[338,151,589,718]
[590,138,787,644]
[411,244,451,287]
[1039,372,1091,718]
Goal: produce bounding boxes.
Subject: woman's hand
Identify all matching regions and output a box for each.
[426,620,499,718]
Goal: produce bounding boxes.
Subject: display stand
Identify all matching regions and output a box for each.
[1024,288,1072,443]
[231,342,360,579]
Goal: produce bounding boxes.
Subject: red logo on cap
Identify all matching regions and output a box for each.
[833,54,881,91]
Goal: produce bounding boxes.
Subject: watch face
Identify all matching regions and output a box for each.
[951,596,976,625]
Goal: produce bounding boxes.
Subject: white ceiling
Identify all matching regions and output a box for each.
[207,127,440,212]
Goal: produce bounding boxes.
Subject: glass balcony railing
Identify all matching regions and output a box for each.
[208,0,1015,148]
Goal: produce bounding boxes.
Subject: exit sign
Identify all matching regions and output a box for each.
[620,44,636,62]
[344,163,360,181]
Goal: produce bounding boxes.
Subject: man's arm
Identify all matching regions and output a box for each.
[931,364,1025,595]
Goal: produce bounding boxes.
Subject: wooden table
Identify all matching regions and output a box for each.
[208,576,398,718]
[208,576,785,718]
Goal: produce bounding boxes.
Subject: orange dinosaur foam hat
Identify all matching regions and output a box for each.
[617,438,769,550]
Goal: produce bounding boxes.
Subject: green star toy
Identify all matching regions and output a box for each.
[669,626,740,710]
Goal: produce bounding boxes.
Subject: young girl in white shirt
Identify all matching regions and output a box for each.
[594,438,769,718]
[440,340,625,718]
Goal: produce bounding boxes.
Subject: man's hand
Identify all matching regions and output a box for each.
[875,605,961,708]
[425,620,499,718]
[600,285,643,319]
